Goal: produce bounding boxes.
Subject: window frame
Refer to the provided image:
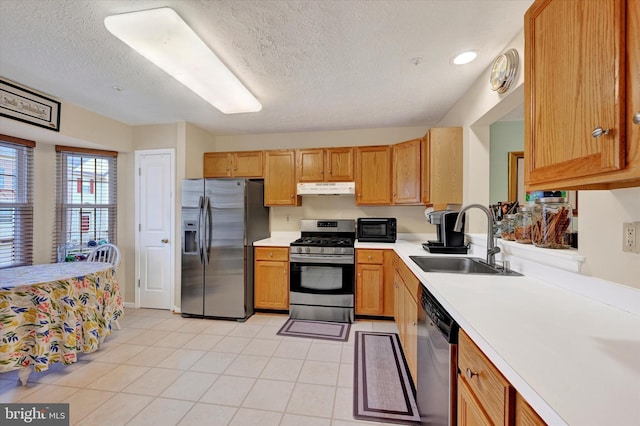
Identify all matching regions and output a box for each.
[55,145,118,260]
[0,134,35,268]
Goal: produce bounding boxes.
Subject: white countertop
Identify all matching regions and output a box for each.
[255,236,640,425]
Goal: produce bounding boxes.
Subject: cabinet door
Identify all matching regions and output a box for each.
[203,152,231,178]
[403,289,418,381]
[296,149,325,182]
[392,139,421,205]
[629,0,640,169]
[515,393,547,426]
[233,151,263,177]
[355,145,392,205]
[382,250,396,317]
[525,0,626,187]
[421,127,462,208]
[393,267,404,341]
[326,147,355,181]
[356,263,384,315]
[254,260,289,310]
[264,150,300,206]
[458,379,493,426]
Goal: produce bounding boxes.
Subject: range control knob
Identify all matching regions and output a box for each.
[304,247,310,253]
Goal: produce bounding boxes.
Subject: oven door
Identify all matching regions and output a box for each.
[289,256,355,295]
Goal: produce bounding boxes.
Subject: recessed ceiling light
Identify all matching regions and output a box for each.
[452,51,478,65]
[104,7,261,114]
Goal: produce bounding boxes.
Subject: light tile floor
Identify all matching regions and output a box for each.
[0,308,401,426]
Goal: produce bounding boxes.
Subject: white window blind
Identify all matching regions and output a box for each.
[55,145,117,261]
[0,134,35,268]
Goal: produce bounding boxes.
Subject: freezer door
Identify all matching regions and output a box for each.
[181,196,204,316]
[203,179,247,318]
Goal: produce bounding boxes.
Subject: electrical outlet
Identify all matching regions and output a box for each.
[623,222,640,253]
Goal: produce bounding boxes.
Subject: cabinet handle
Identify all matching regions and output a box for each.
[269,252,273,257]
[465,368,479,380]
[291,194,294,198]
[161,239,169,243]
[367,255,372,260]
[591,127,611,138]
[234,167,237,171]
[320,170,323,174]
[633,112,640,125]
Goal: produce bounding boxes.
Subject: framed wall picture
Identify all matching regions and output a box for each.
[0,78,61,131]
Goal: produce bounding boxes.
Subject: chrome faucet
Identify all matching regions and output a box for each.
[453,204,500,267]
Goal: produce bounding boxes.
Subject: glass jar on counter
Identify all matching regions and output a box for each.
[514,206,534,244]
[500,214,516,241]
[532,197,572,249]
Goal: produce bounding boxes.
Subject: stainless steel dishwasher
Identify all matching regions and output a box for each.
[417,285,459,426]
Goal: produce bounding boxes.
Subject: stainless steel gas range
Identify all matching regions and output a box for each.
[289,219,356,323]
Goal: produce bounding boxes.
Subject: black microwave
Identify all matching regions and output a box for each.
[357,218,397,243]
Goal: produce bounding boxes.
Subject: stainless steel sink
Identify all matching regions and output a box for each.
[409,256,522,276]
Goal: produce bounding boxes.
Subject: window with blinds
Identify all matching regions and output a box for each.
[0,135,35,268]
[55,146,117,260]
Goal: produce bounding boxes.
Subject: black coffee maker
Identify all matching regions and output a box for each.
[423,210,468,254]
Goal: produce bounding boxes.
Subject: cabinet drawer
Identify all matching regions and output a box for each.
[458,329,513,425]
[255,247,289,261]
[356,249,384,264]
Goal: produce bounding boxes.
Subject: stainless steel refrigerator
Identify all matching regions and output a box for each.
[181,179,269,320]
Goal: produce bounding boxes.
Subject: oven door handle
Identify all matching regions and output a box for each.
[290,255,354,264]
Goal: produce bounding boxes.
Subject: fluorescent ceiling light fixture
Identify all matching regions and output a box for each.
[452,51,477,65]
[104,7,261,114]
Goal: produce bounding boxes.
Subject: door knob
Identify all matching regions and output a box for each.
[161,239,169,243]
[633,112,640,125]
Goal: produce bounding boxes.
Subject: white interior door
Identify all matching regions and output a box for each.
[136,149,174,309]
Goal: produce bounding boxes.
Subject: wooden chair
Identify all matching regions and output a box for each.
[87,243,122,330]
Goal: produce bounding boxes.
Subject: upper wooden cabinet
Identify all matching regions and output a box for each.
[296,147,354,182]
[355,145,392,205]
[203,151,263,178]
[392,138,422,205]
[264,150,301,206]
[421,127,463,209]
[524,0,640,190]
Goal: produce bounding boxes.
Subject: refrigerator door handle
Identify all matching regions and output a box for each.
[197,195,204,263]
[204,196,212,264]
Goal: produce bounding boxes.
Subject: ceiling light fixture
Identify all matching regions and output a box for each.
[452,51,478,65]
[104,7,261,114]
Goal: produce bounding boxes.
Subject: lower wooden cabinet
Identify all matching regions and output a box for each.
[515,393,547,426]
[458,378,494,426]
[355,249,395,317]
[393,253,419,382]
[254,247,289,310]
[458,329,515,425]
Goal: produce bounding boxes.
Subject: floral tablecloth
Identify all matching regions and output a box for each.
[0,262,124,373]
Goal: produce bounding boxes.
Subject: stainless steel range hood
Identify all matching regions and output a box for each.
[296,182,356,195]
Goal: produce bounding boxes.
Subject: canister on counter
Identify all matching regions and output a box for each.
[514,206,534,244]
[532,197,572,249]
[500,214,517,241]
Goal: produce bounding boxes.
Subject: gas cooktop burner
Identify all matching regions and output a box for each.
[291,236,355,247]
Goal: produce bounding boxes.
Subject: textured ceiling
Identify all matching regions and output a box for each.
[0,0,532,137]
